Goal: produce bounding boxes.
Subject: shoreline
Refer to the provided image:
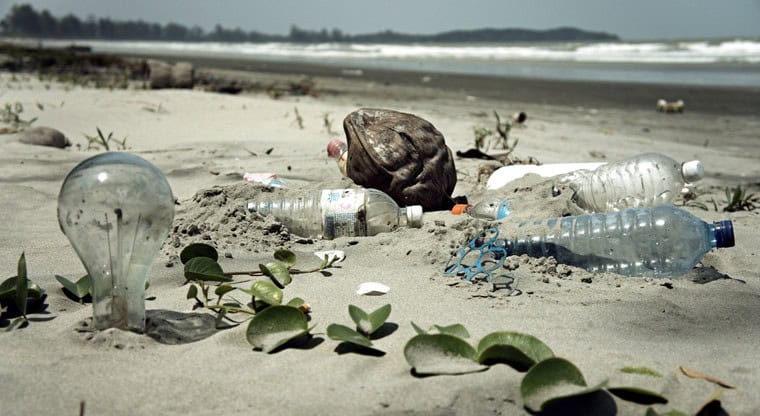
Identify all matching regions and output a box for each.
[121,52,760,116]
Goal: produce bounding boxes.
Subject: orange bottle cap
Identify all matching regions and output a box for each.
[450,204,468,215]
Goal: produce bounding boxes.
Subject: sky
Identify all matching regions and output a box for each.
[1,0,759,41]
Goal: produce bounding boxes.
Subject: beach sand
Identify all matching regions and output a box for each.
[1,58,759,415]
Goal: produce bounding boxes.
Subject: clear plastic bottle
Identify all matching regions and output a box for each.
[451,195,511,220]
[560,153,704,212]
[247,188,423,239]
[499,204,734,277]
[326,139,348,176]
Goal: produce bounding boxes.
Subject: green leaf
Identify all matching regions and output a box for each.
[365,304,391,335]
[404,334,488,376]
[327,323,373,348]
[607,387,668,405]
[214,284,236,297]
[477,331,555,371]
[520,357,605,412]
[186,285,198,299]
[348,304,370,333]
[246,305,309,352]
[273,249,297,267]
[184,257,231,282]
[55,275,91,299]
[242,281,283,306]
[259,262,292,287]
[411,321,428,335]
[180,243,219,264]
[431,324,470,339]
[286,297,306,308]
[619,366,662,377]
[16,253,28,316]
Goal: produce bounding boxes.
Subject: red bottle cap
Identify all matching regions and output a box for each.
[327,139,347,158]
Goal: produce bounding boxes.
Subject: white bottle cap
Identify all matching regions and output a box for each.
[406,205,423,228]
[681,160,704,183]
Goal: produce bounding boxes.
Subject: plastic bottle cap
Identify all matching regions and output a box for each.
[406,205,424,228]
[327,139,347,158]
[681,160,704,183]
[713,220,735,248]
[450,204,468,215]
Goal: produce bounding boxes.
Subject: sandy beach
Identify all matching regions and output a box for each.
[1,54,759,416]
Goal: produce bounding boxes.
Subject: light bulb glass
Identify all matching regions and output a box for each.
[58,152,174,332]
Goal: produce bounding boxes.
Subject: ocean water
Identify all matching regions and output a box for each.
[43,38,760,87]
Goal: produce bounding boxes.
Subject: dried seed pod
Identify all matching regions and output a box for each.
[343,108,456,211]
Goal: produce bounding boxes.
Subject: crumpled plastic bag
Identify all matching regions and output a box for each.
[343,108,457,211]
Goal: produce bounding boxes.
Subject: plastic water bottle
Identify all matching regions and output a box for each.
[451,195,511,220]
[246,188,423,239]
[561,153,704,212]
[500,204,734,277]
[327,139,348,176]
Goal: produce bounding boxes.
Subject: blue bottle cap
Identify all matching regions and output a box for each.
[713,220,735,248]
[496,199,512,220]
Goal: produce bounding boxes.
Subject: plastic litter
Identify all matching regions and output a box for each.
[559,153,703,213]
[356,282,390,296]
[451,195,511,220]
[444,228,507,282]
[246,188,423,240]
[326,139,348,176]
[500,204,734,278]
[486,162,606,190]
[243,172,285,188]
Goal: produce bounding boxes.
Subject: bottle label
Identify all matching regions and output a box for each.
[320,189,367,239]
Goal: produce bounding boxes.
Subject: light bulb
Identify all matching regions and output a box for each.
[58,152,174,332]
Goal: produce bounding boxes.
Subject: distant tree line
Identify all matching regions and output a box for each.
[0,4,618,43]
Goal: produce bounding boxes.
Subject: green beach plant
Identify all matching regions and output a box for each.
[83,127,128,151]
[327,304,392,350]
[404,323,670,412]
[720,184,758,212]
[1,102,37,130]
[0,253,50,330]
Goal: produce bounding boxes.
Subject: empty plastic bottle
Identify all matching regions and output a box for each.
[499,204,734,278]
[247,188,423,240]
[451,195,511,220]
[560,153,704,213]
[327,139,348,176]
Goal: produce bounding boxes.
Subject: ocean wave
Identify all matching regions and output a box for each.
[54,39,760,64]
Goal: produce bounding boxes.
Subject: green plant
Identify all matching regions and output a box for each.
[676,187,711,211]
[181,243,340,351]
[472,111,520,154]
[322,112,337,136]
[403,323,671,413]
[0,253,49,330]
[83,127,128,151]
[1,102,37,130]
[326,304,391,350]
[720,184,758,212]
[55,275,150,304]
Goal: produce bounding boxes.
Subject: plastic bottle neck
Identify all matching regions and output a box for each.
[711,220,735,248]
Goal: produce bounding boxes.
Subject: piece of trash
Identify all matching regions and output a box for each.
[243,172,285,188]
[247,188,422,240]
[314,250,346,264]
[504,205,734,278]
[486,162,606,190]
[444,228,507,282]
[356,282,390,296]
[512,111,527,124]
[656,99,685,113]
[679,366,735,389]
[450,196,511,220]
[559,153,703,213]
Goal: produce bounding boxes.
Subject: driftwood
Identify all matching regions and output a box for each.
[343,108,456,211]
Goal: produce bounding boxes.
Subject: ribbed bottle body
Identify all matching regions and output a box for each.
[503,205,715,277]
[249,189,406,239]
[565,153,687,212]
